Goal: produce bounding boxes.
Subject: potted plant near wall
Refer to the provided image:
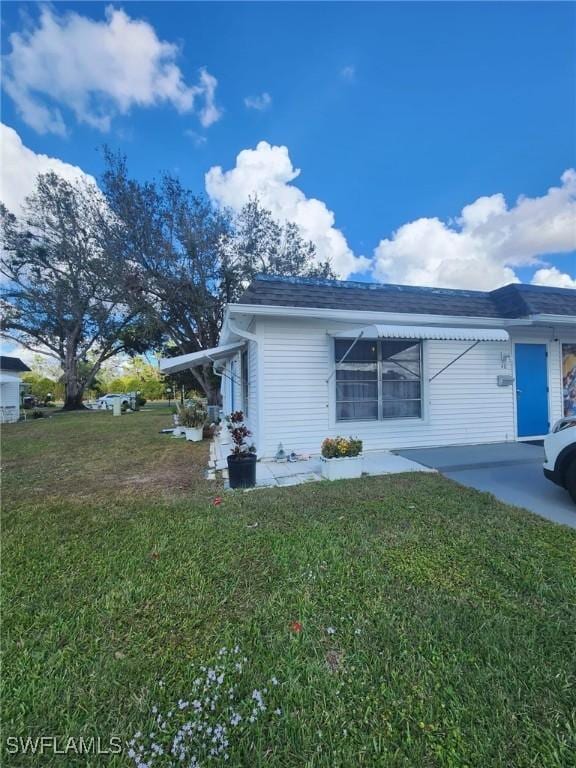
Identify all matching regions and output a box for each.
[226,411,257,489]
[320,436,363,481]
[179,399,207,442]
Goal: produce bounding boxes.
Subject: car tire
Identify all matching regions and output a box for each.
[566,457,576,505]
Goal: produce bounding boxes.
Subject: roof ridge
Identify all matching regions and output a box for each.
[252,273,491,297]
[253,272,576,297]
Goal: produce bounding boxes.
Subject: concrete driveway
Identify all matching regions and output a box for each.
[396,442,576,528]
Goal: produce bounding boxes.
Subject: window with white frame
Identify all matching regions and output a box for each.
[335,339,423,421]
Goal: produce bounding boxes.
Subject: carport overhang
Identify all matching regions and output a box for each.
[159,341,246,375]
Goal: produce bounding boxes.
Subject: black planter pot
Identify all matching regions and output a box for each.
[227,453,257,489]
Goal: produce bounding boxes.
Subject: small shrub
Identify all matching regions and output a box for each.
[225,411,255,456]
[178,399,207,428]
[321,436,363,459]
[137,395,147,407]
[30,409,44,420]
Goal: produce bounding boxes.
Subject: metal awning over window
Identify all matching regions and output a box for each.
[331,325,509,342]
[328,324,509,384]
[159,341,246,375]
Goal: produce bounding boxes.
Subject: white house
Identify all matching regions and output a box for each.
[161,275,576,458]
[0,356,31,423]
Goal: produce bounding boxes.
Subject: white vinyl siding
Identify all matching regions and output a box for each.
[223,316,575,456]
[255,317,519,457]
[0,380,20,423]
[245,341,258,440]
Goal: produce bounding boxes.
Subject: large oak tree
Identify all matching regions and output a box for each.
[102,153,334,403]
[1,172,156,409]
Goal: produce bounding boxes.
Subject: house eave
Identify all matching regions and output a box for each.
[228,302,575,328]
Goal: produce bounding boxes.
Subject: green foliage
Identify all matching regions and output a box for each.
[100,357,167,401]
[29,408,44,419]
[321,436,363,458]
[226,197,335,283]
[102,154,335,402]
[1,173,159,409]
[21,372,62,402]
[178,398,207,428]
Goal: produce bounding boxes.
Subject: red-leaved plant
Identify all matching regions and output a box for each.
[226,411,256,457]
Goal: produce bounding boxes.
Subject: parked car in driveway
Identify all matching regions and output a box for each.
[543,417,576,504]
[97,393,130,409]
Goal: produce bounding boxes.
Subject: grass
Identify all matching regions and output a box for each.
[2,407,575,767]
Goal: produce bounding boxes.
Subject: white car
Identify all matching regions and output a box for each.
[543,416,576,504]
[97,393,130,409]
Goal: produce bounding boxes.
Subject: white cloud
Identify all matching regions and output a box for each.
[0,123,97,214]
[244,92,272,111]
[184,129,207,147]
[0,339,58,369]
[373,170,576,290]
[196,69,222,127]
[340,66,356,83]
[2,5,221,135]
[205,141,369,278]
[531,267,576,289]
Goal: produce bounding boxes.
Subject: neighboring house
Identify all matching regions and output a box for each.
[160,275,576,458]
[0,356,31,423]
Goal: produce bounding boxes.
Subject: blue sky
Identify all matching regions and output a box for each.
[1,1,575,289]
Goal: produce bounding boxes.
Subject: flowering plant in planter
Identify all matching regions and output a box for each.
[178,399,207,442]
[226,411,257,488]
[321,436,363,459]
[320,436,363,481]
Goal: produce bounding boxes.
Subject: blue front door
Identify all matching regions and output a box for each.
[515,344,549,437]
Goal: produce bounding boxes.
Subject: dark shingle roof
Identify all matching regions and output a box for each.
[237,275,576,319]
[490,283,576,318]
[0,356,31,372]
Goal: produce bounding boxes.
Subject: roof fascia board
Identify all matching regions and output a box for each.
[525,314,576,325]
[228,303,508,327]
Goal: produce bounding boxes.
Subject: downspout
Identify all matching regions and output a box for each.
[228,320,257,344]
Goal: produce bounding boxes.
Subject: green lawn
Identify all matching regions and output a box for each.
[2,407,575,767]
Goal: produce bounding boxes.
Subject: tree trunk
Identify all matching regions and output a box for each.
[190,365,222,406]
[61,349,88,410]
[205,377,221,407]
[62,391,86,410]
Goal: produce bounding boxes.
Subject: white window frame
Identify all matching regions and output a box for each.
[330,336,427,426]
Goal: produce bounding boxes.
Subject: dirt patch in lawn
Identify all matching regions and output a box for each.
[120,460,206,495]
[2,408,215,504]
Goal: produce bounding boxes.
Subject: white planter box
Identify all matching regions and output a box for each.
[320,454,363,481]
[172,427,185,438]
[183,426,203,442]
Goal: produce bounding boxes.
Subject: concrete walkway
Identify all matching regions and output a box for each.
[396,442,576,528]
[209,432,435,489]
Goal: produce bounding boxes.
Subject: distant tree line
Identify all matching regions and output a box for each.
[22,356,171,404]
[1,153,334,409]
